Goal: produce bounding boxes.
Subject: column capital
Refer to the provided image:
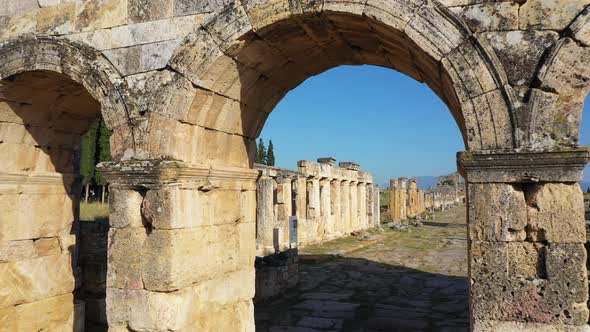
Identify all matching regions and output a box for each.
[97,160,259,189]
[457,149,590,183]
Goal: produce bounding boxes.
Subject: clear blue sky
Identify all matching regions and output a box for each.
[259,65,464,186]
[260,65,590,186]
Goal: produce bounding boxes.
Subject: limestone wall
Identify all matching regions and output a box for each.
[255,158,378,255]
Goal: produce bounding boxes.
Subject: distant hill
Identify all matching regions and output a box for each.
[581,181,590,193]
[381,176,440,190]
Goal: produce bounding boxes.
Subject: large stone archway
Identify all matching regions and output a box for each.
[0,36,132,330]
[1,0,590,331]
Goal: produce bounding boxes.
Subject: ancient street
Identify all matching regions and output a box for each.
[255,206,469,332]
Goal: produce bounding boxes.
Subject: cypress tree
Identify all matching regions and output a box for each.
[266,140,275,166]
[94,117,112,203]
[80,120,99,203]
[256,138,266,164]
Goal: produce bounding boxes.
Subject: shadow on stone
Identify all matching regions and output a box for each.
[255,255,469,332]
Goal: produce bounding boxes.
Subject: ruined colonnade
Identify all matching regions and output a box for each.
[256,158,379,255]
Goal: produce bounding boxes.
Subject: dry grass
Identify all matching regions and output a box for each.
[80,202,109,222]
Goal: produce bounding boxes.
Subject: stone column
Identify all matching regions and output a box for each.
[358,182,367,229]
[330,179,341,236]
[306,178,320,221]
[349,181,358,232]
[256,174,275,254]
[374,185,381,226]
[319,178,332,237]
[408,179,418,217]
[389,179,399,221]
[276,177,293,250]
[366,184,374,227]
[99,160,258,331]
[340,181,350,234]
[295,176,307,221]
[399,177,408,220]
[458,150,590,332]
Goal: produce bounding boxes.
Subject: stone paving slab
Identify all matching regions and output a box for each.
[255,206,469,332]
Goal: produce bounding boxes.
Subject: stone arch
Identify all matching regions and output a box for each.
[161,0,516,168]
[0,35,135,160]
[528,6,590,150]
[0,36,134,330]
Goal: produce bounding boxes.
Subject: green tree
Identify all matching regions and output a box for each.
[93,117,112,203]
[256,138,266,164]
[587,186,590,194]
[80,120,99,203]
[266,139,275,166]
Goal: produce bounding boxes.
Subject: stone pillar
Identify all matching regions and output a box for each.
[319,178,332,237]
[374,185,381,226]
[341,181,350,234]
[399,177,408,220]
[349,181,358,232]
[408,179,418,217]
[368,184,374,227]
[295,176,307,221]
[276,177,293,250]
[306,178,320,221]
[358,182,367,229]
[99,161,258,331]
[389,179,399,221]
[330,179,341,236]
[256,175,275,254]
[458,151,590,332]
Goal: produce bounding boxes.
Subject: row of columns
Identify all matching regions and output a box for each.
[255,158,380,255]
[389,178,427,221]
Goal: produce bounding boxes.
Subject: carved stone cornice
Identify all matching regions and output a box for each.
[97,160,259,188]
[457,149,590,183]
[0,171,80,194]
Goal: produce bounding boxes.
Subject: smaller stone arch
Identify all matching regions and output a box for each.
[0,35,135,159]
[528,6,590,150]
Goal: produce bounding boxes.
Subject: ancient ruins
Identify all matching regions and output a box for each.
[255,158,379,301]
[2,0,590,331]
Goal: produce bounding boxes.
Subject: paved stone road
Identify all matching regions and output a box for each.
[255,206,469,332]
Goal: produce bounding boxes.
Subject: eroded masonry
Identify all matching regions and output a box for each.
[2,0,590,331]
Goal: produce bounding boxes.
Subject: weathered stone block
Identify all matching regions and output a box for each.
[0,293,74,331]
[141,225,249,291]
[0,193,74,241]
[526,183,586,243]
[106,287,195,331]
[76,0,128,32]
[36,2,77,34]
[33,237,61,257]
[520,0,590,31]
[0,254,74,309]
[468,183,527,242]
[0,240,36,262]
[107,269,254,330]
[481,31,558,89]
[450,2,518,33]
[109,188,144,228]
[107,227,147,290]
[242,0,292,31]
[103,39,182,76]
[128,0,173,23]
